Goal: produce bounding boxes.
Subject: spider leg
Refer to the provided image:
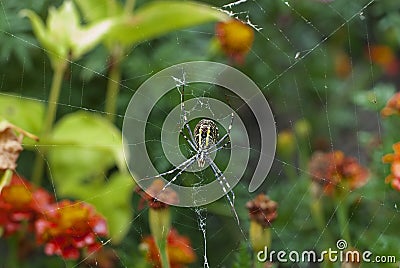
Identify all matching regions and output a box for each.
[161,154,198,191]
[180,129,197,151]
[207,139,231,155]
[207,157,240,224]
[139,154,197,183]
[179,83,197,148]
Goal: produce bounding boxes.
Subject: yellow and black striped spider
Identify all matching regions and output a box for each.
[155,79,239,222]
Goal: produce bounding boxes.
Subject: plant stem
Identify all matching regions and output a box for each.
[105,47,123,122]
[309,184,335,246]
[310,199,326,233]
[6,236,20,268]
[249,221,271,268]
[43,64,66,137]
[124,0,136,14]
[254,252,266,268]
[0,169,13,190]
[65,260,76,268]
[310,200,334,241]
[158,237,170,268]
[283,163,297,181]
[149,209,171,268]
[32,62,66,185]
[335,197,351,245]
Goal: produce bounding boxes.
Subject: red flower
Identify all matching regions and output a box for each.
[382,142,400,191]
[216,19,254,64]
[0,174,53,236]
[381,92,400,117]
[35,200,108,260]
[141,228,196,268]
[309,151,369,195]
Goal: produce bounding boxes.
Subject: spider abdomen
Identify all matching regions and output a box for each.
[194,119,218,150]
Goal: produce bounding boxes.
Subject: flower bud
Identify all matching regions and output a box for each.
[246,194,277,252]
[21,1,112,69]
[294,119,311,140]
[277,130,296,160]
[249,220,271,252]
[215,19,254,64]
[149,208,171,246]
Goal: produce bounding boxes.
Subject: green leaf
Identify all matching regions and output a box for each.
[22,1,115,66]
[353,83,396,111]
[47,111,132,242]
[0,170,13,195]
[107,1,230,46]
[85,172,135,244]
[74,0,123,22]
[0,95,44,139]
[72,19,115,59]
[232,242,252,268]
[20,9,65,67]
[48,111,127,196]
[47,1,80,44]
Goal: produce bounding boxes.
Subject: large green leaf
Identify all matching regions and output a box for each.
[0,95,44,139]
[106,1,229,46]
[47,111,133,242]
[47,111,126,196]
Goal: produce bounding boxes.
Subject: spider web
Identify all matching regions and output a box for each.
[1,0,399,267]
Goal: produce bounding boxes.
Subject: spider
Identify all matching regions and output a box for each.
[153,79,239,223]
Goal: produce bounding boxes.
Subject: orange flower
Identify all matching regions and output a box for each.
[309,151,369,195]
[0,174,53,236]
[141,228,196,268]
[382,142,400,191]
[216,19,254,64]
[334,51,352,78]
[368,45,399,76]
[381,92,400,117]
[35,200,108,260]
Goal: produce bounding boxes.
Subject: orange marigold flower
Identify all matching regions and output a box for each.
[0,173,53,236]
[246,193,278,227]
[309,151,369,195]
[334,50,352,78]
[216,19,254,64]
[368,45,399,76]
[35,200,108,260]
[382,142,400,191]
[381,92,400,117]
[141,228,196,268]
